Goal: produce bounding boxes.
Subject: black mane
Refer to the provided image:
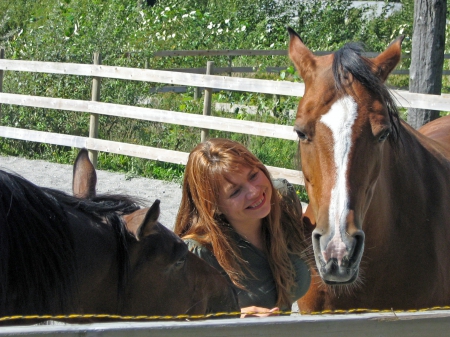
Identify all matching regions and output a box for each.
[0,170,140,315]
[332,42,401,141]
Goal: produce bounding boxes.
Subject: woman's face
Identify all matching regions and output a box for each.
[216,165,272,228]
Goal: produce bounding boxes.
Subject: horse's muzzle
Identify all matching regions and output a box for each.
[312,229,365,284]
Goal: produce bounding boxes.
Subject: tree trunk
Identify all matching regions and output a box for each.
[407,0,447,129]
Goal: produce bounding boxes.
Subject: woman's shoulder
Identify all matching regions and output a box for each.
[183,238,224,273]
[271,177,292,193]
[272,178,298,204]
[183,238,216,260]
[272,178,301,211]
[184,238,207,253]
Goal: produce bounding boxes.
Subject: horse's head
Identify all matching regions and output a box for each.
[122,200,239,317]
[288,28,403,284]
[71,149,239,318]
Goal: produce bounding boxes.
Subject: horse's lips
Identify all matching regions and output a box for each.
[313,234,364,284]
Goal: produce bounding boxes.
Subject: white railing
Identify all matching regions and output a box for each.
[0,309,449,336]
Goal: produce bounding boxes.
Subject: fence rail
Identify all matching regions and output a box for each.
[1,57,450,187]
[1,310,450,336]
[151,49,450,92]
[153,49,450,58]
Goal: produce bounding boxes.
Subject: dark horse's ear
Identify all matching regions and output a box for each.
[136,200,161,239]
[73,148,97,199]
[123,200,160,240]
[370,35,404,82]
[287,27,317,82]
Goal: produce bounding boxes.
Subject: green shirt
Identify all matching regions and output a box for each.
[184,233,310,311]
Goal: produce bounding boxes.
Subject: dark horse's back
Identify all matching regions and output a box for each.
[0,169,139,320]
[0,169,77,317]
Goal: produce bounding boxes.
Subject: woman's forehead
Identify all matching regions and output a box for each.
[221,165,253,184]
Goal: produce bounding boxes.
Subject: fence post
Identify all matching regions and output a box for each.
[89,52,101,168]
[273,94,280,117]
[0,48,4,123]
[228,55,233,77]
[194,86,201,100]
[201,61,214,142]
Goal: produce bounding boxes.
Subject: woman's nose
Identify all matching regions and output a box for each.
[246,183,259,198]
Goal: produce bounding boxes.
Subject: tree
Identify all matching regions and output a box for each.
[407,0,447,129]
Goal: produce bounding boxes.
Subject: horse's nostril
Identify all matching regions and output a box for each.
[313,232,322,242]
[350,231,365,264]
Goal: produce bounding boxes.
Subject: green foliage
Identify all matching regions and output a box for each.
[0,0,444,203]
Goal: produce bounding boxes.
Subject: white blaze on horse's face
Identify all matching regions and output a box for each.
[319,95,358,266]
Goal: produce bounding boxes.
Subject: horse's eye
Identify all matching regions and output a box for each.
[174,256,186,269]
[296,130,308,141]
[378,130,391,142]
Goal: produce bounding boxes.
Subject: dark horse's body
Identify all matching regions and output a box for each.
[288,28,450,312]
[0,149,238,325]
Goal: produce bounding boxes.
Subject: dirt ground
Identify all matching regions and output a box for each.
[0,155,182,229]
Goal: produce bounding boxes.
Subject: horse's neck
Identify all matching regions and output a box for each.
[383,122,447,180]
[371,121,450,226]
[68,213,120,309]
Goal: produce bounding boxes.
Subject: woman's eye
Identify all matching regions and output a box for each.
[230,188,240,198]
[250,171,258,180]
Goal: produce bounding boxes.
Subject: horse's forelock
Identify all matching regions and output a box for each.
[332,43,401,142]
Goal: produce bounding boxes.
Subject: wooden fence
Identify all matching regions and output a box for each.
[1,310,450,336]
[1,55,450,186]
[149,49,450,93]
[2,54,450,335]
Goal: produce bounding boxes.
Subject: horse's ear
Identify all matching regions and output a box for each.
[288,27,317,81]
[73,148,97,199]
[371,35,404,82]
[123,207,148,238]
[135,200,161,239]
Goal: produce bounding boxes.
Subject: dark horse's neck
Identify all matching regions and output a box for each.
[0,170,139,317]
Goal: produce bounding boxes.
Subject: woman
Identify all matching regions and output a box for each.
[174,138,310,317]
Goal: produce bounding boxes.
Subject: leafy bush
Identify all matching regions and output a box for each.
[1,0,443,202]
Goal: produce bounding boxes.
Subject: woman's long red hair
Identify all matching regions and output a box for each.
[174,138,307,308]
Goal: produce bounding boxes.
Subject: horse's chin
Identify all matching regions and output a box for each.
[321,270,360,285]
[317,261,359,285]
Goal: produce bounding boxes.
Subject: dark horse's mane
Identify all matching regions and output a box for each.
[0,170,140,314]
[332,42,401,142]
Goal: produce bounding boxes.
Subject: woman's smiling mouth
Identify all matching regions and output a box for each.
[247,193,266,209]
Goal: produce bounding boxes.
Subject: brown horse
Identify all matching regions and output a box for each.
[288,28,450,312]
[0,149,238,325]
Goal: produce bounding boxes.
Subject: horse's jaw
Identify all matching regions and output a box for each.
[312,228,365,285]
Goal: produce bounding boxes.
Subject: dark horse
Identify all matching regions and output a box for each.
[0,149,239,325]
[288,28,450,312]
